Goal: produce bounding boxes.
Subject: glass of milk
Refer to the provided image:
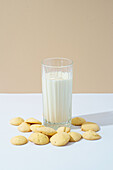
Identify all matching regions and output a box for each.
[42,58,73,129]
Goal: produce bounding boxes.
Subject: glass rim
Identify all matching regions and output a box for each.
[42,57,73,68]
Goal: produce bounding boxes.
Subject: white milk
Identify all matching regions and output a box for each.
[42,72,72,124]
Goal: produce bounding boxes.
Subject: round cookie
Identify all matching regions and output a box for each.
[18,122,31,132]
[68,132,82,142]
[82,130,101,140]
[57,127,70,133]
[28,132,49,145]
[10,135,28,145]
[50,132,70,146]
[30,124,44,132]
[81,122,100,132]
[71,117,86,126]
[25,118,42,125]
[10,117,24,126]
[36,127,56,136]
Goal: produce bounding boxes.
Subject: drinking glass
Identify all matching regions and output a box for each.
[42,58,73,129]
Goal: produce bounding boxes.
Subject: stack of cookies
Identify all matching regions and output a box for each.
[10,116,101,146]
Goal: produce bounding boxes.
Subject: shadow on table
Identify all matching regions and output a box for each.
[71,111,113,129]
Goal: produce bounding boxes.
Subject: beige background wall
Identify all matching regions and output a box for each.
[0,0,113,93]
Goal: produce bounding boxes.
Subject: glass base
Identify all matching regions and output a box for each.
[43,119,71,130]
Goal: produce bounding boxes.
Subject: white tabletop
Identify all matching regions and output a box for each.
[0,94,113,170]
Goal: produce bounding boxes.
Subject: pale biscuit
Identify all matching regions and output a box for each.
[71,117,86,126]
[57,127,70,133]
[28,132,49,145]
[30,124,44,132]
[81,122,100,132]
[18,122,31,132]
[50,132,70,146]
[10,117,24,126]
[36,127,57,136]
[82,130,101,140]
[68,132,82,142]
[25,118,42,124]
[10,135,28,145]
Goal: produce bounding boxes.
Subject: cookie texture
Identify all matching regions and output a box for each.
[82,130,101,140]
[81,122,100,132]
[10,117,24,126]
[30,124,44,132]
[10,135,28,145]
[57,127,70,133]
[68,132,82,142]
[50,132,70,146]
[36,127,56,136]
[71,117,86,126]
[25,118,42,124]
[18,122,31,132]
[28,132,49,145]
